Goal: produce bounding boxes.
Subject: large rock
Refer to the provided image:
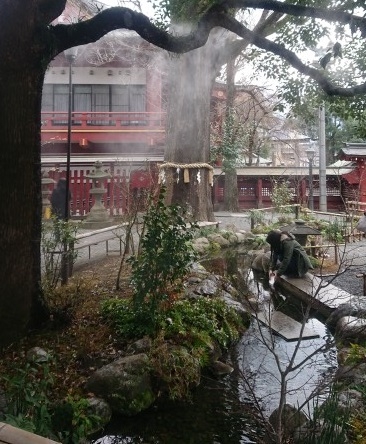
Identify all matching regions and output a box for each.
[192,237,210,254]
[207,233,231,247]
[86,397,112,434]
[337,389,363,413]
[326,296,366,328]
[251,252,271,273]
[269,404,307,439]
[85,354,155,416]
[293,418,349,444]
[335,362,366,385]
[336,316,366,341]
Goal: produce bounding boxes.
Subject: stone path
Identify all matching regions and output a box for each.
[255,310,320,341]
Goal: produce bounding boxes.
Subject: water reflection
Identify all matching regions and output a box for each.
[234,266,338,418]
[92,374,263,444]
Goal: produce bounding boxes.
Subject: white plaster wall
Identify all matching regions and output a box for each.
[44,67,146,85]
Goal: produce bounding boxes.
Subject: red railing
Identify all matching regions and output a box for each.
[43,167,158,217]
[41,111,166,130]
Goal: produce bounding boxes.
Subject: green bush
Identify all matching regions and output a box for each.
[102,296,244,350]
[321,219,344,244]
[272,180,293,214]
[302,388,350,444]
[149,337,204,400]
[162,297,244,349]
[1,356,101,443]
[127,188,197,332]
[101,298,157,338]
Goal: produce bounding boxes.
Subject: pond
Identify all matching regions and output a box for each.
[92,250,338,444]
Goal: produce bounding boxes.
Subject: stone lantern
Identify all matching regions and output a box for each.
[280,219,321,246]
[84,161,113,228]
[41,171,55,219]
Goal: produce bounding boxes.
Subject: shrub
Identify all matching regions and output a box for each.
[272,180,293,214]
[1,356,101,442]
[127,188,197,332]
[249,209,266,227]
[41,218,79,290]
[149,336,203,400]
[101,298,157,338]
[321,219,344,244]
[102,296,244,350]
[162,297,244,349]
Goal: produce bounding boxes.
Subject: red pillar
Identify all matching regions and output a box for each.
[257,178,263,208]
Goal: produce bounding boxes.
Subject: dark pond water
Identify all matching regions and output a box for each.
[92,249,337,444]
[93,374,264,443]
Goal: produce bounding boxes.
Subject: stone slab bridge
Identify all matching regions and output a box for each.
[254,274,353,341]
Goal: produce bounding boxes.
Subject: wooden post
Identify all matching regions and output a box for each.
[257,178,263,208]
[356,273,366,296]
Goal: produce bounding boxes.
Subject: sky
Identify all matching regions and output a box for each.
[98,0,154,17]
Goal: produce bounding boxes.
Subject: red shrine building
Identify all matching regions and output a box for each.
[41,1,364,216]
[336,143,366,210]
[41,29,166,215]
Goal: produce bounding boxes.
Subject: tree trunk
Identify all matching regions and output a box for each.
[224,170,239,212]
[223,58,239,212]
[164,32,217,221]
[0,4,49,347]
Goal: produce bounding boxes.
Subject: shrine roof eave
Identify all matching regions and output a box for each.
[340,148,366,157]
[213,166,355,176]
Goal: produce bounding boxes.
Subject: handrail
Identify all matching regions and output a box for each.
[41,111,166,129]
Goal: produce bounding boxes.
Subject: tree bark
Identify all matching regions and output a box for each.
[0,1,50,346]
[223,58,239,212]
[164,31,221,221]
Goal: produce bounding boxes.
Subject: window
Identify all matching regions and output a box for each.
[41,84,146,126]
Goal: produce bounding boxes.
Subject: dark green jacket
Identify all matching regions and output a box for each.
[272,234,313,277]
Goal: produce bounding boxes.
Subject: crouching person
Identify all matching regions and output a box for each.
[266,229,313,281]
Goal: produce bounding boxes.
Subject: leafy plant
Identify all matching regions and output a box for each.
[249,209,266,227]
[321,219,344,244]
[1,355,101,443]
[127,187,197,332]
[101,298,156,338]
[1,357,55,438]
[271,180,293,214]
[344,343,366,364]
[302,388,351,444]
[41,218,79,290]
[162,297,244,349]
[52,396,103,444]
[149,335,204,400]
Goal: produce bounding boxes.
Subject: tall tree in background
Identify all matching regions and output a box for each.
[161,2,284,219]
[223,58,240,212]
[2,0,366,346]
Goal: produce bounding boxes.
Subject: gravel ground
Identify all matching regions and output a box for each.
[324,240,366,296]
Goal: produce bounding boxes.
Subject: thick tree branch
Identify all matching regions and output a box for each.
[219,13,366,96]
[48,2,366,97]
[213,10,284,75]
[50,7,220,57]
[223,0,366,36]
